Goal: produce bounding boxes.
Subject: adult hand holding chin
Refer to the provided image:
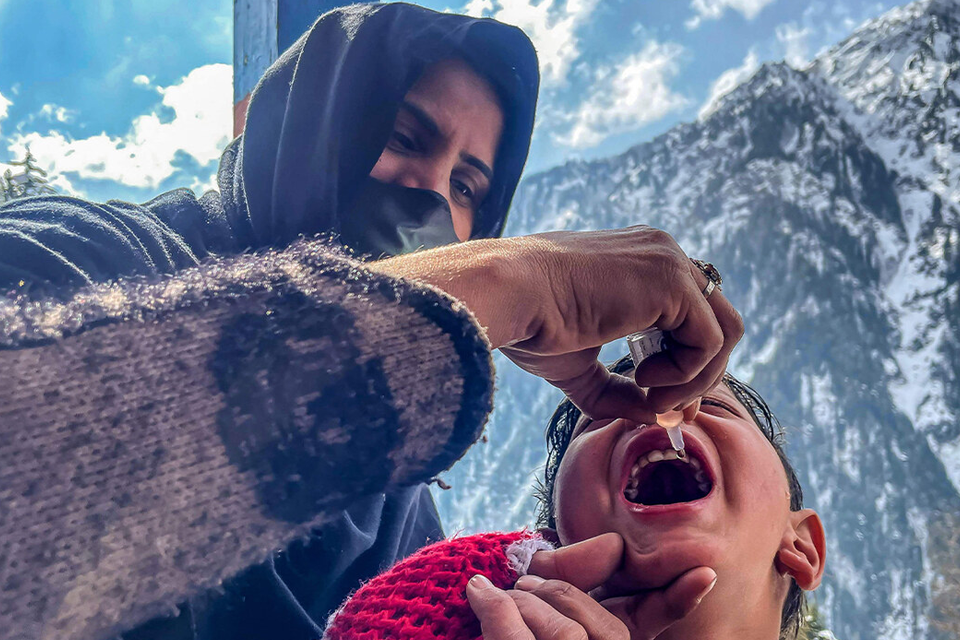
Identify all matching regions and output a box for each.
[465,532,717,640]
[371,225,743,423]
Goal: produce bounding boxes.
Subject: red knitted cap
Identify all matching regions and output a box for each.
[324,531,543,640]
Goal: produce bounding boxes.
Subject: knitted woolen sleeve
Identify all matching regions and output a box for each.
[0,239,494,640]
[324,531,554,640]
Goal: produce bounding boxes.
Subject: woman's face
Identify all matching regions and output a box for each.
[369,58,504,242]
[554,379,823,637]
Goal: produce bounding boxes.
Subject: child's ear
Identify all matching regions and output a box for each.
[536,527,561,546]
[775,509,826,590]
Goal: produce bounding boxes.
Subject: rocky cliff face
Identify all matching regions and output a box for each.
[434,1,960,638]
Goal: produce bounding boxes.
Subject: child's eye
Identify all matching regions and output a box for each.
[572,417,622,439]
[701,397,739,416]
[571,419,594,439]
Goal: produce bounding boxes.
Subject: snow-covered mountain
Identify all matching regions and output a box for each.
[434,1,960,638]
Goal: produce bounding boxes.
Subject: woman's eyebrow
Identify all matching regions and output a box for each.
[460,153,493,181]
[400,100,441,137]
[400,100,493,181]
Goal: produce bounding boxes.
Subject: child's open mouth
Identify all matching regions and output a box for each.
[623,439,713,506]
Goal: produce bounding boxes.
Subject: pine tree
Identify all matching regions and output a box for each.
[1,169,18,201]
[1,148,56,202]
[798,602,839,640]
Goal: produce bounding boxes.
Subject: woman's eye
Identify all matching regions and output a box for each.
[391,132,417,151]
[451,179,476,206]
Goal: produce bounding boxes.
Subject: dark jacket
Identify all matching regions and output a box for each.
[0,3,538,639]
[0,239,496,640]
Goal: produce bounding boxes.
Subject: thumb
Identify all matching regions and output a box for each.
[555,358,655,424]
[527,532,624,592]
[600,566,717,640]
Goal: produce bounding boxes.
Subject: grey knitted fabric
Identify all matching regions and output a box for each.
[0,240,494,640]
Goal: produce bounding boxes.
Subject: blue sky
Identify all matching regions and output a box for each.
[0,0,905,204]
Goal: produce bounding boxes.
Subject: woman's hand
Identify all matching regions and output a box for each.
[370,226,743,422]
[465,533,717,639]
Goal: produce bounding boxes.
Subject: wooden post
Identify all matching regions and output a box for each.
[233,0,376,136]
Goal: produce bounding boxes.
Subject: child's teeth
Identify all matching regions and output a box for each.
[634,449,700,469]
[629,448,706,487]
[625,447,713,502]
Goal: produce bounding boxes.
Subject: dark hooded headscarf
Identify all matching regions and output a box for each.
[219,2,540,251]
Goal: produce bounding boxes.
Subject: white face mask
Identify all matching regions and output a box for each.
[338,178,461,258]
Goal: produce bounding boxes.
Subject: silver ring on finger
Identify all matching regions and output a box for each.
[702,279,717,299]
[691,258,723,297]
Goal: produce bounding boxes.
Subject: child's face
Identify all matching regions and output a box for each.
[553,378,822,637]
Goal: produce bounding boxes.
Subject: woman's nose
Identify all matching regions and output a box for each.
[397,162,449,200]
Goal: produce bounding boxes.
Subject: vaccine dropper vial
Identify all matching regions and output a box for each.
[626,329,686,458]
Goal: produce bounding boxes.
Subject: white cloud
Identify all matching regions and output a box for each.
[699,49,760,120]
[558,40,688,148]
[0,91,12,179]
[38,104,75,124]
[766,2,889,68]
[0,90,11,137]
[686,0,777,29]
[8,64,232,193]
[132,74,151,87]
[463,0,493,15]
[776,22,811,68]
[460,0,598,85]
[188,168,219,196]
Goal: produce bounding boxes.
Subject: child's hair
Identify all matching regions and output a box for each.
[534,354,806,640]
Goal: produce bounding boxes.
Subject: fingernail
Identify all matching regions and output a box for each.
[469,574,494,590]
[696,575,718,603]
[515,575,545,590]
